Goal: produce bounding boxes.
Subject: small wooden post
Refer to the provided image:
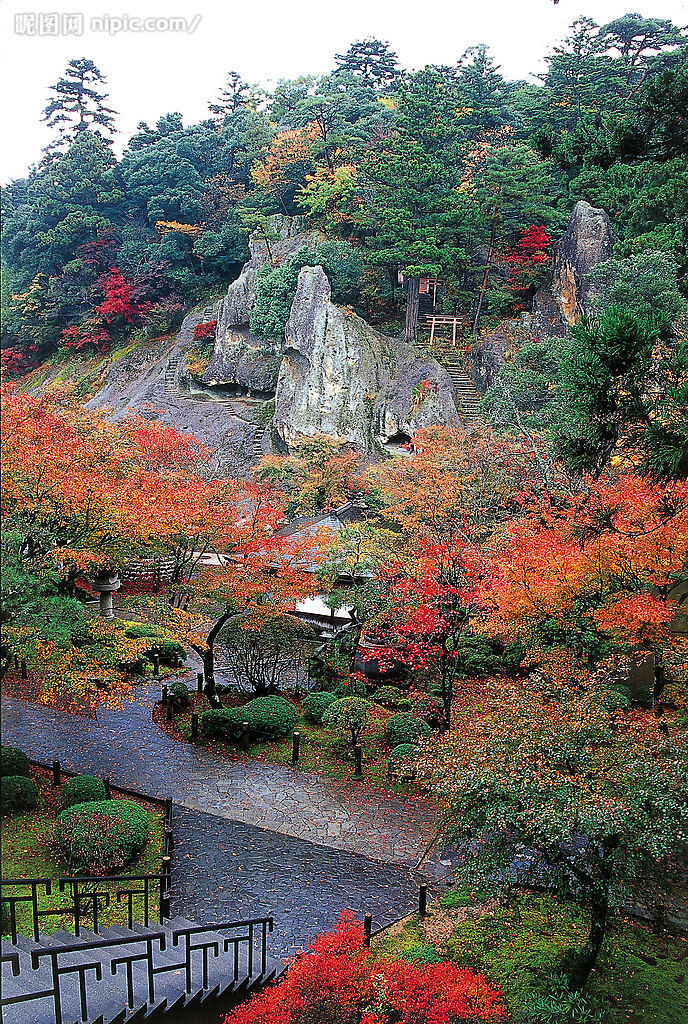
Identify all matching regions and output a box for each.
[13,655,19,669]
[52,760,61,786]
[197,672,204,694]
[353,744,363,780]
[152,654,160,678]
[103,777,112,799]
[164,797,173,820]
[419,884,427,918]
[164,826,174,855]
[242,721,250,751]
[292,731,300,764]
[363,914,372,947]
[161,685,168,707]
[166,699,173,722]
[20,659,28,680]
[191,713,199,740]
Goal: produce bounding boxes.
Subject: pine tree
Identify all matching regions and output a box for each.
[42,59,117,157]
[334,38,400,86]
[209,71,255,121]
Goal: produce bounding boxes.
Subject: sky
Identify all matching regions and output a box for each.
[1,0,686,182]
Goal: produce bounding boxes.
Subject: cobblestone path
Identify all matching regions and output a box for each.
[171,806,423,960]
[1,686,438,865]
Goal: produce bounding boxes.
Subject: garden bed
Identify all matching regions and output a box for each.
[153,689,422,792]
[373,890,688,1024]
[1,766,165,937]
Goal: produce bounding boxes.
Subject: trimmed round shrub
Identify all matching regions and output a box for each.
[322,697,371,745]
[302,691,339,724]
[372,686,410,709]
[388,743,419,761]
[169,682,191,710]
[398,943,444,965]
[1,775,39,813]
[386,713,431,747]
[61,775,107,809]
[336,677,367,698]
[1,746,31,778]
[56,800,149,871]
[409,694,446,729]
[201,707,243,742]
[244,696,297,740]
[387,743,419,779]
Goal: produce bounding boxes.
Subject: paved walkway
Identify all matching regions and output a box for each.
[1,686,437,865]
[171,806,422,959]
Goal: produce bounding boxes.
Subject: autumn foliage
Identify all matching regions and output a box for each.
[224,913,505,1024]
[504,224,551,309]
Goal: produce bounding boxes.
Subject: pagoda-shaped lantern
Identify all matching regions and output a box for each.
[92,569,121,619]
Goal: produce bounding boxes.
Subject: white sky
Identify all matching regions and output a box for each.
[1,0,687,182]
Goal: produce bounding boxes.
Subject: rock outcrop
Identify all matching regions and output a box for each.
[274,266,460,451]
[551,200,615,324]
[205,215,326,393]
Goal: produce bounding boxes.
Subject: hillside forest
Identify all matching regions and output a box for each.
[2,12,688,1024]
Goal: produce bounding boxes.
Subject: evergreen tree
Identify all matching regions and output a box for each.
[42,59,117,157]
[209,71,256,120]
[362,67,475,343]
[553,306,688,480]
[334,38,400,86]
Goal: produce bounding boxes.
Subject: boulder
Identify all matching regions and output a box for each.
[202,326,281,395]
[552,200,615,324]
[274,266,460,451]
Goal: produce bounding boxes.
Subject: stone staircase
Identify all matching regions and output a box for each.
[252,425,266,462]
[164,305,217,397]
[1,916,279,1024]
[435,349,482,424]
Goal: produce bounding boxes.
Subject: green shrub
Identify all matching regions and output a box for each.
[336,677,367,697]
[61,775,107,809]
[56,800,149,868]
[244,695,297,740]
[520,973,605,1023]
[1,775,39,813]
[322,697,371,745]
[398,943,444,965]
[201,707,244,742]
[388,743,419,761]
[1,746,31,778]
[122,621,185,662]
[409,694,445,729]
[387,742,419,778]
[302,691,339,723]
[373,686,408,708]
[169,682,191,710]
[386,713,431,747]
[440,885,489,909]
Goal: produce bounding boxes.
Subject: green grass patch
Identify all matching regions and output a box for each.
[377,893,688,1024]
[1,769,165,938]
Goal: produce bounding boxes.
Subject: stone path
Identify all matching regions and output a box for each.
[1,685,437,865]
[171,806,422,959]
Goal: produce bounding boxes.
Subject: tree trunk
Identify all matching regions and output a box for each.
[570,889,609,990]
[202,647,223,708]
[472,208,499,336]
[405,276,420,344]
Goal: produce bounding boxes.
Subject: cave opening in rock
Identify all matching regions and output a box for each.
[383,430,413,453]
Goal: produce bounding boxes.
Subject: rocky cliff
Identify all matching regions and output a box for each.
[274,266,459,451]
[203,215,325,394]
[471,200,616,391]
[551,200,615,325]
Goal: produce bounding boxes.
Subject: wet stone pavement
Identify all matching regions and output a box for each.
[2,686,448,954]
[171,806,423,960]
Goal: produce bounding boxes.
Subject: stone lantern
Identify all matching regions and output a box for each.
[92,569,121,619]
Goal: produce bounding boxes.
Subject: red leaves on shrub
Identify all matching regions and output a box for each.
[224,912,505,1024]
[193,320,217,340]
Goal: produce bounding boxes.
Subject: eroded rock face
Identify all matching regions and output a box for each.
[206,215,326,391]
[274,266,459,451]
[552,200,615,324]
